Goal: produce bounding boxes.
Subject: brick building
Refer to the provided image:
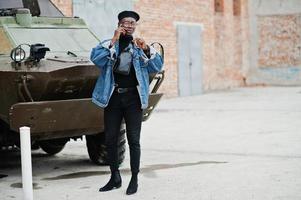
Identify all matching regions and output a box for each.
[51,0,301,97]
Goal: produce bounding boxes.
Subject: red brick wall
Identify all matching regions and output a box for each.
[134,0,247,95]
[134,0,216,96]
[212,0,247,88]
[258,14,301,68]
[50,0,73,17]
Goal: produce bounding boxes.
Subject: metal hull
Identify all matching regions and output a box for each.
[8,93,163,140]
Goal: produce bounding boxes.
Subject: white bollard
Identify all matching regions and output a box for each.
[19,126,33,200]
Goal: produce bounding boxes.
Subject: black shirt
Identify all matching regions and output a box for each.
[113,35,138,88]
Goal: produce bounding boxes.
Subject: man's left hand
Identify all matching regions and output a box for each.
[134,38,148,50]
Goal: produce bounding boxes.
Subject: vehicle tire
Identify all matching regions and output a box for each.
[39,138,68,155]
[86,129,126,165]
[0,119,19,149]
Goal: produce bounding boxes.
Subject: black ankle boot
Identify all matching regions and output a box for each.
[126,174,138,195]
[99,170,122,192]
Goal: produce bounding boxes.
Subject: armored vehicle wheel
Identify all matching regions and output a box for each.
[39,138,68,155]
[86,129,126,165]
[0,119,19,149]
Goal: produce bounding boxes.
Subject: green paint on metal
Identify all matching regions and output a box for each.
[0,14,98,50]
[0,17,17,27]
[0,16,86,27]
[16,13,32,27]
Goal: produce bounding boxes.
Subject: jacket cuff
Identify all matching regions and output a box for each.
[99,39,117,60]
[109,46,117,60]
[149,46,157,59]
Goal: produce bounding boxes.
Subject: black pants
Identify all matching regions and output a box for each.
[104,90,143,174]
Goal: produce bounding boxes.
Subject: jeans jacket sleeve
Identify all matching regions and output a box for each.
[145,46,164,74]
[90,40,116,71]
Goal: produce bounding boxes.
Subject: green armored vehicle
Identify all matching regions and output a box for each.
[0,0,164,164]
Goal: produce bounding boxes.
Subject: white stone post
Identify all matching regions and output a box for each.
[19,126,33,200]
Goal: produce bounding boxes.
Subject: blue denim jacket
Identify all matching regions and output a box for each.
[90,40,163,109]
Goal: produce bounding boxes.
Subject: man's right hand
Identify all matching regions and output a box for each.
[111,26,126,47]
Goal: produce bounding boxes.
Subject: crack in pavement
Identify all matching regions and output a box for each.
[143,148,301,159]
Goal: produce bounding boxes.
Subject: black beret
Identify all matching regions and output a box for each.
[118,10,140,22]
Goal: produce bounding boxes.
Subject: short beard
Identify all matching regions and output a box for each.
[119,34,133,42]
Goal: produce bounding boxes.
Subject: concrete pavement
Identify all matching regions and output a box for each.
[0,87,300,200]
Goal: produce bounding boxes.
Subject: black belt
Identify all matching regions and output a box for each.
[114,87,136,94]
